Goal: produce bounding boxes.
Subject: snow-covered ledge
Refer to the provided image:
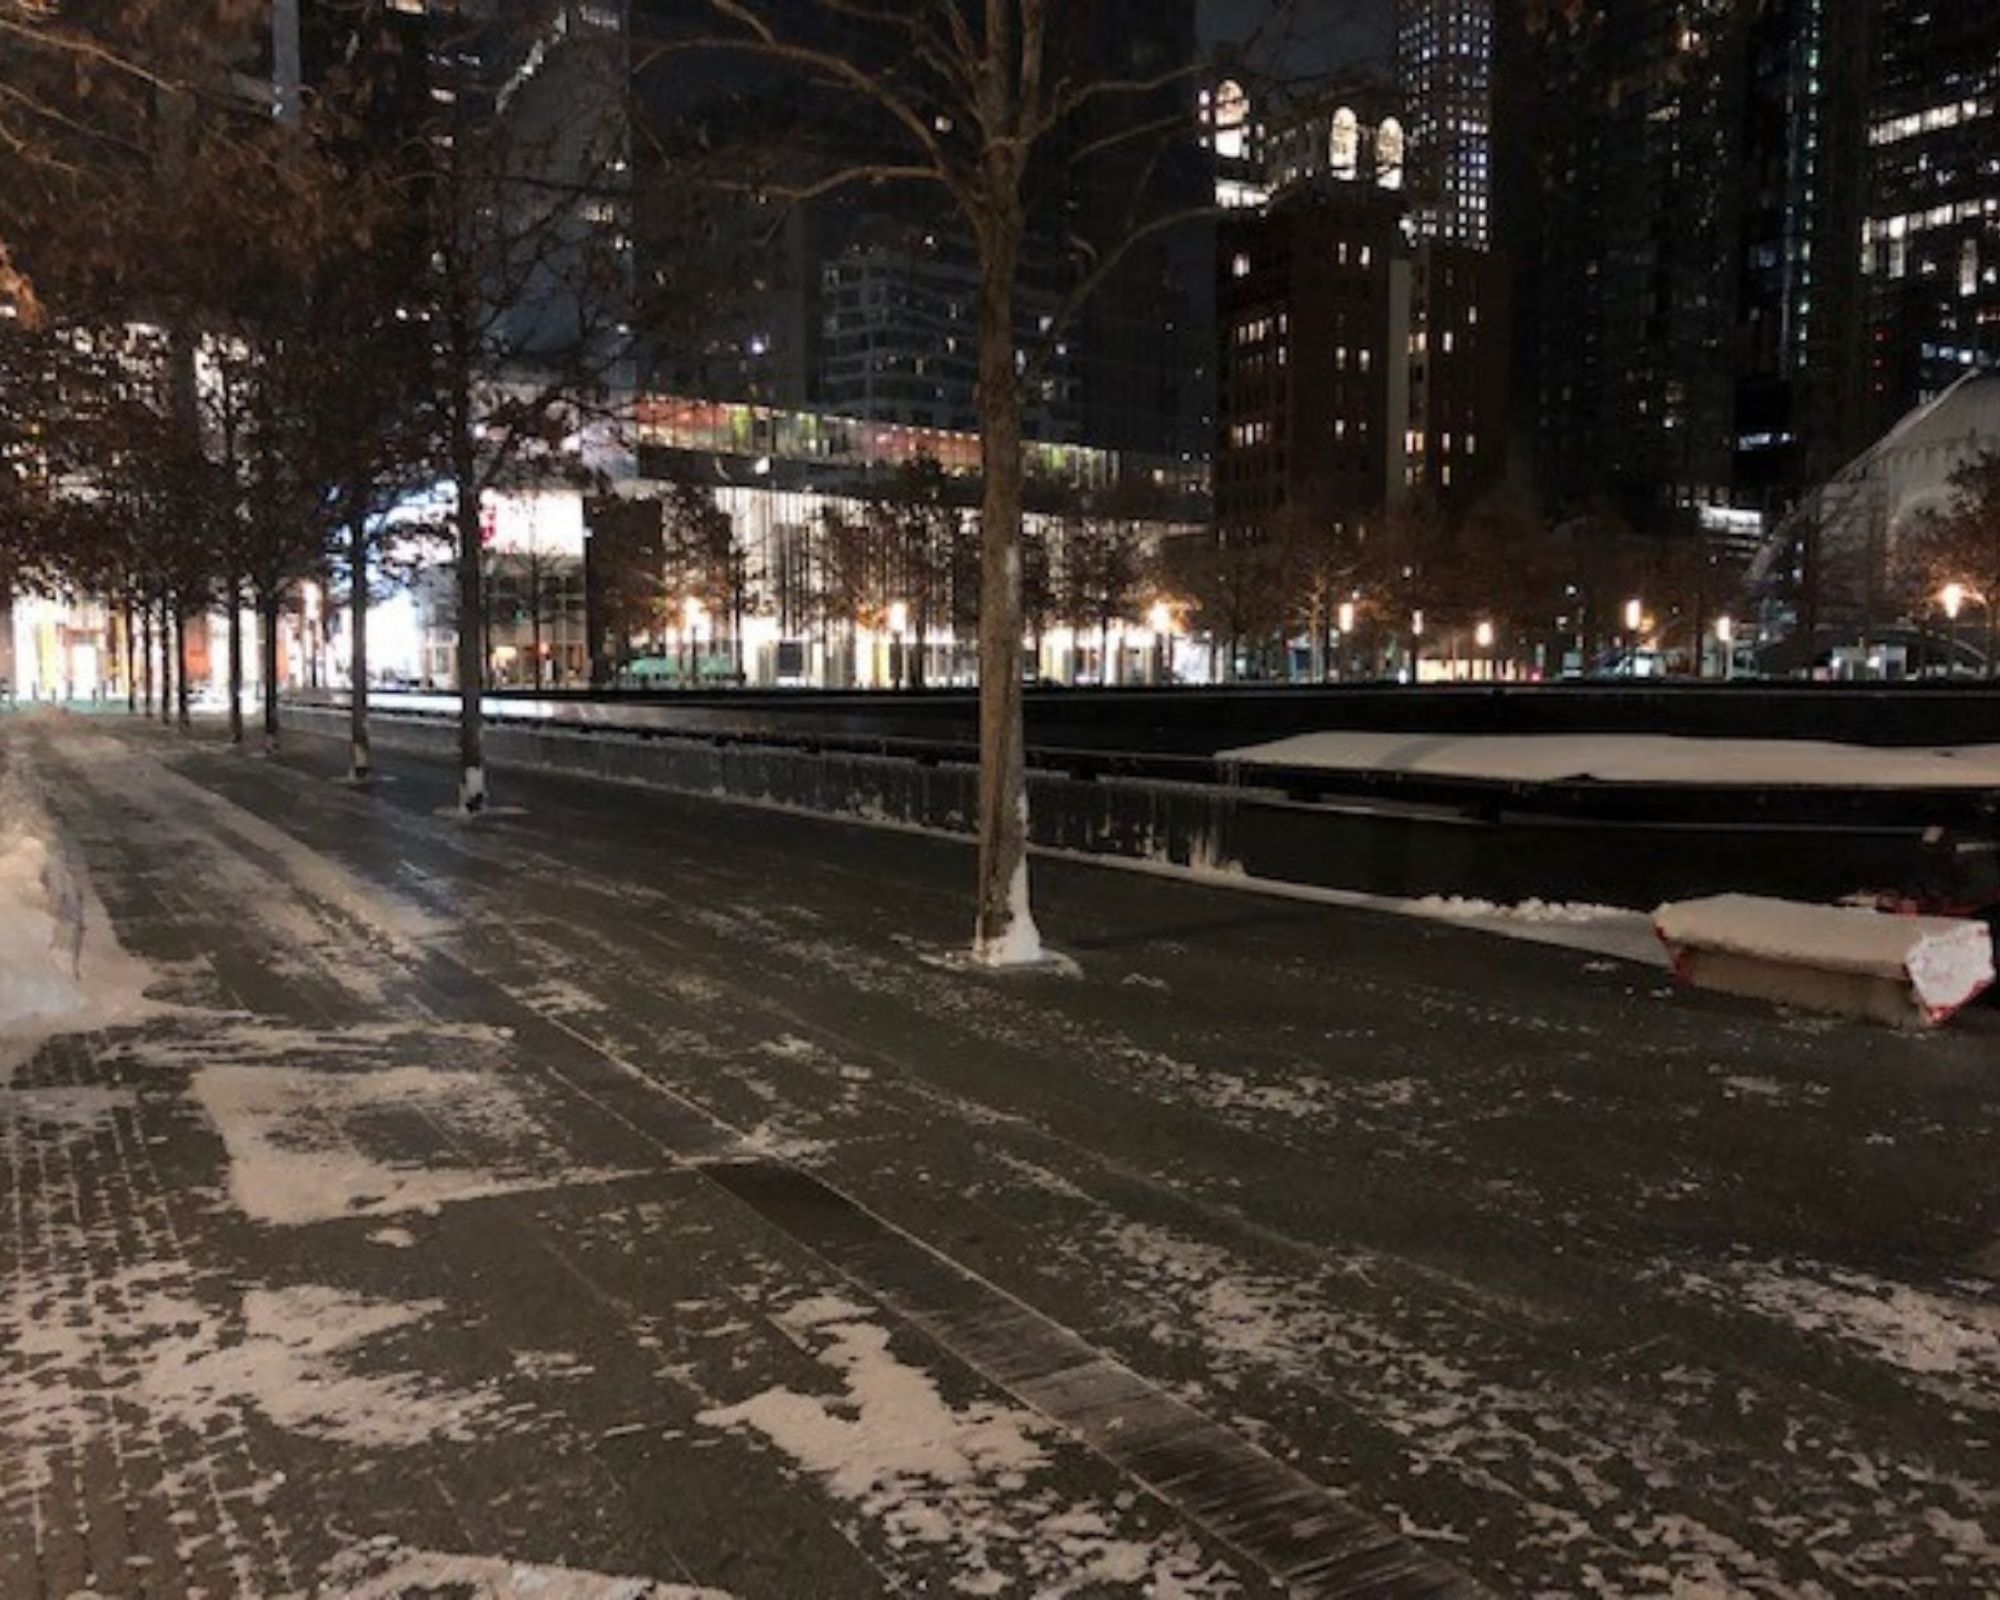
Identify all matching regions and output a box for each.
[1654,894,1994,1029]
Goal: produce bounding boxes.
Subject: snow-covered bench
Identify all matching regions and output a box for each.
[1654,895,1994,1029]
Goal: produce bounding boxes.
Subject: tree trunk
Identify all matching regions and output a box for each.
[530,561,545,688]
[174,605,191,731]
[454,445,487,812]
[970,214,1039,966]
[734,586,747,685]
[260,589,282,752]
[157,600,172,725]
[124,599,139,714]
[227,577,246,746]
[349,512,373,782]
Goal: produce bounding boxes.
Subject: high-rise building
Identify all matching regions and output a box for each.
[1396,0,1495,250]
[1501,0,1869,537]
[1214,92,1410,539]
[1861,0,2000,434]
[1396,0,1508,521]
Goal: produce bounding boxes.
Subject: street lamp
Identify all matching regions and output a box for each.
[1716,615,1734,682]
[887,600,910,689]
[1147,600,1173,685]
[1942,583,1966,678]
[681,597,706,683]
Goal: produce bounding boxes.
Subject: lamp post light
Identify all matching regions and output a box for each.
[887,600,910,690]
[680,597,707,684]
[1474,619,1495,682]
[1409,608,1425,685]
[1941,583,1965,679]
[1147,600,1173,685]
[1716,615,1735,682]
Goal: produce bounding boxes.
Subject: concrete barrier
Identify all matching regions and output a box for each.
[1655,895,1994,1028]
[287,706,1954,914]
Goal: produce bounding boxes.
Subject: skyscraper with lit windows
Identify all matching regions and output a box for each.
[1396,0,1494,251]
[1862,0,2000,434]
[1397,0,1507,520]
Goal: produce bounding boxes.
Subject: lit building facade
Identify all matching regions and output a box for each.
[1501,0,1869,537]
[1862,0,2000,434]
[1396,0,1494,250]
[1214,94,1411,540]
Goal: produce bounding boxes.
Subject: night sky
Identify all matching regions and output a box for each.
[1198,0,1395,77]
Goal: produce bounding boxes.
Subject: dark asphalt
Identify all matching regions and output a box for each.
[2,712,1996,1598]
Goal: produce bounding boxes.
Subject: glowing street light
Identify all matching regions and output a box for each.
[1474,619,1494,649]
[1716,615,1735,682]
[1942,583,1967,678]
[886,600,910,689]
[1337,599,1357,635]
[1147,599,1174,684]
[1624,597,1643,633]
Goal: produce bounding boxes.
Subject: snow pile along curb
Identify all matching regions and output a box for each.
[1655,894,1994,1028]
[0,750,156,1071]
[0,761,86,1031]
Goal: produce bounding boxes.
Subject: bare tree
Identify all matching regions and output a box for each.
[650,0,1248,963]
[417,7,634,811]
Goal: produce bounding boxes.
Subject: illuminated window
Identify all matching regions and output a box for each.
[1213,80,1250,161]
[1330,108,1360,180]
[1378,118,1406,190]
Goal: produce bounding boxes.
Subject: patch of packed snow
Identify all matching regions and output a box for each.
[141,1284,502,1449]
[1221,730,2000,790]
[6,1268,502,1459]
[0,1083,138,1131]
[1699,1261,2000,1392]
[697,1294,1239,1595]
[188,1056,632,1226]
[322,1542,737,1599]
[0,746,161,1075]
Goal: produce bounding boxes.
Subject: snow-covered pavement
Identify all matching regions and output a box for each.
[3,713,1997,1598]
[1223,728,2000,788]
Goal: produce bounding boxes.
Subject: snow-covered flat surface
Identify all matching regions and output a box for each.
[1221,729,2000,788]
[1657,893,1994,1016]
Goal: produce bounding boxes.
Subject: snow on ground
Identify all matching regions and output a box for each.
[1221,730,2000,789]
[187,1055,637,1226]
[697,1293,1242,1596]
[323,1542,737,1599]
[4,1260,505,1474]
[1681,1259,2000,1398]
[0,739,161,1076]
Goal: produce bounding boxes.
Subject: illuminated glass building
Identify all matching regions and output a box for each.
[1861,0,2000,433]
